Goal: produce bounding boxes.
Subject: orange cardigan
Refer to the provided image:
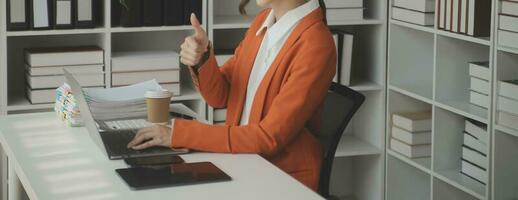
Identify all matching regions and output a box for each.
[172,8,336,191]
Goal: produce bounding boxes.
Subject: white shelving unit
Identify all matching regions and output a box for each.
[207,1,387,199]
[387,0,518,200]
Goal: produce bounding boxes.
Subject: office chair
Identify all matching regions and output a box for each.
[316,82,365,199]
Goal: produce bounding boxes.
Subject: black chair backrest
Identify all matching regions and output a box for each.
[316,82,365,198]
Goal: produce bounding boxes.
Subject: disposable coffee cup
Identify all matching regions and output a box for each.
[145,89,173,124]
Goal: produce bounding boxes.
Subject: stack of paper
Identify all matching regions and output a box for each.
[468,62,490,109]
[83,80,164,121]
[497,80,518,131]
[461,119,488,184]
[392,0,435,26]
[498,0,518,49]
[325,0,364,21]
[390,111,432,158]
[54,83,83,127]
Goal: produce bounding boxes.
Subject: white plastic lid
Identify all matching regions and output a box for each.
[145,89,173,99]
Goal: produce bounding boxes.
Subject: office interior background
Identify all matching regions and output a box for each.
[0,0,517,199]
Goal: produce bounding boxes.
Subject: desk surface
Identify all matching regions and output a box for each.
[0,112,323,200]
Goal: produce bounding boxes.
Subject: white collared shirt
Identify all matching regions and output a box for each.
[240,0,320,125]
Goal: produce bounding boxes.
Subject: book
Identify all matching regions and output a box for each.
[392,7,434,26]
[466,0,491,37]
[390,138,431,158]
[499,14,518,33]
[459,0,468,33]
[498,29,518,49]
[112,70,180,86]
[470,77,490,95]
[160,83,181,96]
[394,0,435,12]
[25,46,104,67]
[214,108,227,122]
[439,0,446,29]
[497,111,518,131]
[142,0,163,26]
[461,160,487,184]
[7,0,30,30]
[26,64,104,76]
[469,62,490,81]
[111,51,180,72]
[391,126,432,145]
[452,0,459,32]
[446,0,452,30]
[326,8,364,21]
[499,80,518,101]
[462,146,488,169]
[163,0,184,26]
[469,90,489,109]
[26,73,104,89]
[498,96,518,116]
[464,119,488,145]
[54,0,73,29]
[464,132,487,154]
[392,111,432,132]
[501,0,518,16]
[31,0,53,29]
[340,32,354,86]
[75,0,100,28]
[325,0,363,8]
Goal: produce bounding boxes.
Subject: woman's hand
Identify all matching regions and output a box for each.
[127,124,173,150]
[180,13,209,67]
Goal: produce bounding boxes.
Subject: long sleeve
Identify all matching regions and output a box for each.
[172,35,336,156]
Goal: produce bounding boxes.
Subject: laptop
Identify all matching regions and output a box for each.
[64,70,189,160]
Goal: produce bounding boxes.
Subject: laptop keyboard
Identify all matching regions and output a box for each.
[105,119,150,130]
[101,130,169,157]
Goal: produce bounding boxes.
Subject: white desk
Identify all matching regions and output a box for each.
[0,112,323,200]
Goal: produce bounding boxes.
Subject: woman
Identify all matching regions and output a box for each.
[128,0,336,190]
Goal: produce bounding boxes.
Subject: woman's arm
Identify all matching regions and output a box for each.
[173,35,336,156]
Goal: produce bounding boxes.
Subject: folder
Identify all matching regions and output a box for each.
[143,0,163,26]
[184,0,203,25]
[31,0,53,30]
[75,0,100,28]
[7,0,30,30]
[54,0,74,29]
[163,0,184,25]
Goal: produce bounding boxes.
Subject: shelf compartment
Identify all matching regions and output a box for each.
[436,30,491,46]
[387,149,431,173]
[330,156,384,200]
[432,107,487,199]
[212,29,246,50]
[493,131,518,200]
[111,31,190,52]
[6,28,108,37]
[335,135,381,157]
[435,35,491,121]
[434,101,488,124]
[433,177,482,200]
[389,23,434,100]
[387,154,431,200]
[389,19,435,34]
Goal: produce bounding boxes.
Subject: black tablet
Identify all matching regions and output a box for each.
[116,162,231,190]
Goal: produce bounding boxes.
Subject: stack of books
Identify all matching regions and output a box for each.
[392,0,435,26]
[461,119,488,184]
[437,0,491,36]
[331,30,355,86]
[111,50,181,96]
[498,0,518,49]
[468,62,490,109]
[497,80,518,131]
[390,111,432,158]
[25,46,105,104]
[54,83,83,127]
[325,0,364,21]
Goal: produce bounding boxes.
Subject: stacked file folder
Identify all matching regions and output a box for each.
[25,46,105,104]
[437,0,491,36]
[324,0,364,21]
[331,30,354,86]
[390,111,432,158]
[497,80,518,131]
[54,83,83,127]
[392,0,435,26]
[111,50,181,96]
[461,119,488,184]
[498,0,518,49]
[468,62,490,109]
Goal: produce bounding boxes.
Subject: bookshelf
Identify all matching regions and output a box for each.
[387,0,518,200]
[207,0,387,199]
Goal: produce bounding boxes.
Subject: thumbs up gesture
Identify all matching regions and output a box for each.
[180,13,209,67]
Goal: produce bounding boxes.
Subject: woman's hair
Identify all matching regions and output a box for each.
[239,0,328,25]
